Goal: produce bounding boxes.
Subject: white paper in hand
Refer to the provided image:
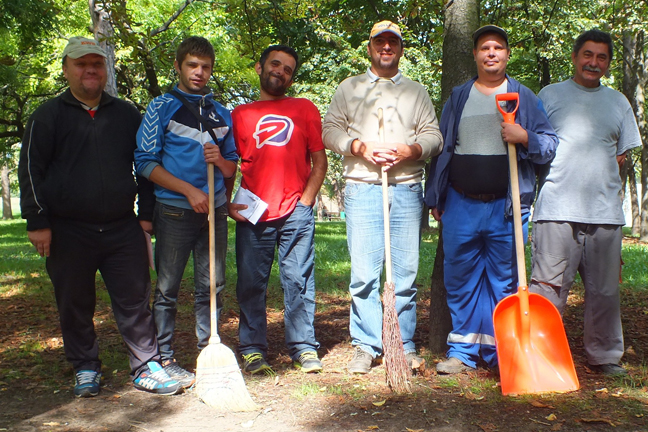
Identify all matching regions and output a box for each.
[232,187,268,225]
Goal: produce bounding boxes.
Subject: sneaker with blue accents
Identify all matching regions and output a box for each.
[133,362,182,395]
[74,370,101,398]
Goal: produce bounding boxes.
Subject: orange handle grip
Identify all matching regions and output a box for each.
[496,92,519,124]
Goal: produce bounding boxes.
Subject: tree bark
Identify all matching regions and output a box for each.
[90,0,118,97]
[1,164,12,220]
[316,191,324,221]
[440,0,478,103]
[622,30,648,241]
[628,158,641,235]
[428,0,479,354]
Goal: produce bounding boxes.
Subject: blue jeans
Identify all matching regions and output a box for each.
[441,187,528,368]
[152,202,227,360]
[344,182,423,358]
[236,202,319,360]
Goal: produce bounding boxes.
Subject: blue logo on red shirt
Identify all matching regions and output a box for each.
[253,114,294,149]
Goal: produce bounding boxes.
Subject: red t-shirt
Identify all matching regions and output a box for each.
[232,97,324,221]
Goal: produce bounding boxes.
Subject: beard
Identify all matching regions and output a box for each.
[260,70,290,97]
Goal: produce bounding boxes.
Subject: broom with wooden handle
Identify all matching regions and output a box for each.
[195,163,258,411]
[378,108,411,393]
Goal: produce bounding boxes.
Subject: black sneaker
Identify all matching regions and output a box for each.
[295,351,323,373]
[588,363,628,376]
[162,359,195,388]
[347,347,373,374]
[242,352,274,375]
[133,362,182,395]
[74,370,101,398]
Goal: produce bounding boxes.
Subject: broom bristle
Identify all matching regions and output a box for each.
[382,281,411,393]
[196,343,258,412]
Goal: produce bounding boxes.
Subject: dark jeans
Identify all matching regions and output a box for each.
[236,202,319,360]
[46,215,158,376]
[152,202,227,360]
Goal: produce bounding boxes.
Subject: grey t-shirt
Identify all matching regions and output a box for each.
[450,82,509,195]
[533,79,641,224]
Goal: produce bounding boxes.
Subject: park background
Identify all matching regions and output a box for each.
[1,0,648,431]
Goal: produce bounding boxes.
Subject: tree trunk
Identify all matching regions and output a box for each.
[624,30,648,241]
[316,191,324,221]
[628,158,641,235]
[428,232,451,352]
[428,0,479,354]
[1,164,12,220]
[440,0,478,103]
[89,0,118,97]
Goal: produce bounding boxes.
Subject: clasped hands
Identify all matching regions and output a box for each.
[351,139,419,169]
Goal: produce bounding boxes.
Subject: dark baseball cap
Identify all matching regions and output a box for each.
[472,25,509,47]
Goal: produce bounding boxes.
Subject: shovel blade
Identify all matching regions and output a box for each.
[494,291,579,395]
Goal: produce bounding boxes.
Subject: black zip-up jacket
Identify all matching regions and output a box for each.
[18,89,154,231]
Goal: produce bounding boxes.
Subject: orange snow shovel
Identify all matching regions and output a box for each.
[492,92,579,395]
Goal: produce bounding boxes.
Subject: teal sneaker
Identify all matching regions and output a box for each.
[74,370,101,398]
[133,362,182,395]
[294,351,323,373]
[242,352,275,375]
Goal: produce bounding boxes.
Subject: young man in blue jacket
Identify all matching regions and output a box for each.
[425,26,558,374]
[135,36,238,387]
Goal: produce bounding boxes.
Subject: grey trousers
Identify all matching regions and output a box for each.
[529,221,624,365]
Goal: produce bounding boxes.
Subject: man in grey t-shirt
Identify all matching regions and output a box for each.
[530,29,641,376]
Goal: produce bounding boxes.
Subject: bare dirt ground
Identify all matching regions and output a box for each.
[2,269,648,431]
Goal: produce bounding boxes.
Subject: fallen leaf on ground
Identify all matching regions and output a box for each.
[530,400,554,408]
[372,400,386,406]
[465,391,484,400]
[580,418,615,426]
[546,413,557,421]
[529,418,551,426]
[405,428,424,432]
[477,423,497,432]
[366,426,379,430]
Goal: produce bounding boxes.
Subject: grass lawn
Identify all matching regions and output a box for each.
[1,211,647,430]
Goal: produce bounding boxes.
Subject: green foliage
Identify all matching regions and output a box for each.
[2,0,648,204]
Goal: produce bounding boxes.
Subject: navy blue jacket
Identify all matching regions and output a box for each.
[424,76,558,216]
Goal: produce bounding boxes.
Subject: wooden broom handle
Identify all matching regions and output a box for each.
[378,108,392,284]
[208,163,220,342]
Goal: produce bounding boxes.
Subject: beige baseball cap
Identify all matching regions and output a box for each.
[369,21,402,40]
[62,37,107,60]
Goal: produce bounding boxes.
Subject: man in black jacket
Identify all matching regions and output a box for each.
[18,36,182,398]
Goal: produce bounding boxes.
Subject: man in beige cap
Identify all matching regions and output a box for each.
[323,21,443,374]
[18,36,182,397]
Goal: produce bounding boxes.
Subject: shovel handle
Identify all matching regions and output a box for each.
[499,93,530,345]
[497,92,526,287]
[507,143,527,287]
[378,108,392,284]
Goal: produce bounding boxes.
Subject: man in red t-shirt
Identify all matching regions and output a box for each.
[229,45,327,374]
